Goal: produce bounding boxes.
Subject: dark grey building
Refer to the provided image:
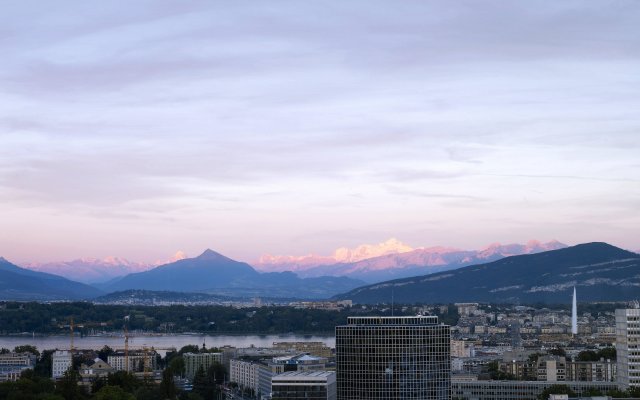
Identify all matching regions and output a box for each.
[336,316,451,399]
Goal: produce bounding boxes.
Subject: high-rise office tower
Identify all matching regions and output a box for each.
[336,315,450,399]
[616,308,640,389]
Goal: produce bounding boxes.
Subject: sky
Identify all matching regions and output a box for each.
[1,1,639,264]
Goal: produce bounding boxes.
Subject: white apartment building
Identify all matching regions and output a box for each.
[230,359,260,393]
[616,308,640,389]
[52,350,72,379]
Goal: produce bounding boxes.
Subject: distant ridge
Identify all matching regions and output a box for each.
[334,242,640,304]
[0,257,101,300]
[256,239,567,282]
[101,249,364,299]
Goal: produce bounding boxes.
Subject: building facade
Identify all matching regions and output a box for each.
[271,371,336,400]
[0,352,36,382]
[336,315,451,399]
[272,342,333,359]
[183,352,223,379]
[230,359,260,394]
[108,351,157,372]
[451,379,617,400]
[616,308,640,389]
[52,350,73,379]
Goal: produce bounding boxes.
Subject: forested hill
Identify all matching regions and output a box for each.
[335,242,640,304]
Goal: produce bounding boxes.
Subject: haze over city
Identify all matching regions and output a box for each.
[1,1,639,264]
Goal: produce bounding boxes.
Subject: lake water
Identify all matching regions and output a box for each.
[0,334,335,353]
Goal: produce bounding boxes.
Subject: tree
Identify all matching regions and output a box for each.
[34,350,54,378]
[576,350,598,362]
[168,356,185,378]
[548,347,566,357]
[55,369,85,400]
[94,385,136,400]
[597,347,616,361]
[192,366,216,400]
[537,384,575,400]
[14,345,40,357]
[106,371,141,393]
[178,345,200,355]
[159,368,177,400]
[98,346,115,363]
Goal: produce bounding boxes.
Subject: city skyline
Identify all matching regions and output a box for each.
[1,1,639,264]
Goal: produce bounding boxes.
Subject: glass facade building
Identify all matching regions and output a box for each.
[336,316,450,399]
[616,308,640,389]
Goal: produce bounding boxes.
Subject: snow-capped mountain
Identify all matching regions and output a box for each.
[255,239,567,282]
[24,251,187,284]
[256,238,416,271]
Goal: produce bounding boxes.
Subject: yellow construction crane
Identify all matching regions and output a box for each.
[69,316,74,354]
[124,327,129,373]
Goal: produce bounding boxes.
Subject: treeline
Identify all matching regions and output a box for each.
[0,302,459,335]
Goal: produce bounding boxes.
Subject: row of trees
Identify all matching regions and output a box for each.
[0,302,459,334]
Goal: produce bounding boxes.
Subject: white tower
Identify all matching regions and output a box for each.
[571,287,578,335]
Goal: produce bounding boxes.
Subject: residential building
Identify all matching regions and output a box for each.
[336,315,451,399]
[78,358,114,390]
[230,359,260,395]
[52,350,72,379]
[108,351,157,372]
[536,356,567,382]
[566,359,616,382]
[183,352,223,379]
[272,371,336,400]
[272,342,333,359]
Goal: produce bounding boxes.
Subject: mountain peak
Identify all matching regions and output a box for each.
[196,249,230,261]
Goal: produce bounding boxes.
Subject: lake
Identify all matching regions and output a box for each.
[0,334,335,353]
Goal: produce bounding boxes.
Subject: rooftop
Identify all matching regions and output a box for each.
[272,371,335,381]
[346,315,439,325]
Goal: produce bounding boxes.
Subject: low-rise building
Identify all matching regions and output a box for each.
[272,342,332,359]
[78,358,114,390]
[0,352,36,382]
[271,371,336,400]
[452,379,617,400]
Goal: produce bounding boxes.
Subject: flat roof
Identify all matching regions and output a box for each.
[272,371,335,381]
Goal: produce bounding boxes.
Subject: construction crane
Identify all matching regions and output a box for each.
[69,316,74,354]
[124,327,129,373]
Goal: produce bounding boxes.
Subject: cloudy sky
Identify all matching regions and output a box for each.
[1,1,639,263]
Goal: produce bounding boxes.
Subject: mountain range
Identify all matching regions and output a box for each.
[18,239,567,284]
[255,239,567,282]
[0,257,101,300]
[98,249,365,299]
[334,242,640,304]
[23,252,187,284]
